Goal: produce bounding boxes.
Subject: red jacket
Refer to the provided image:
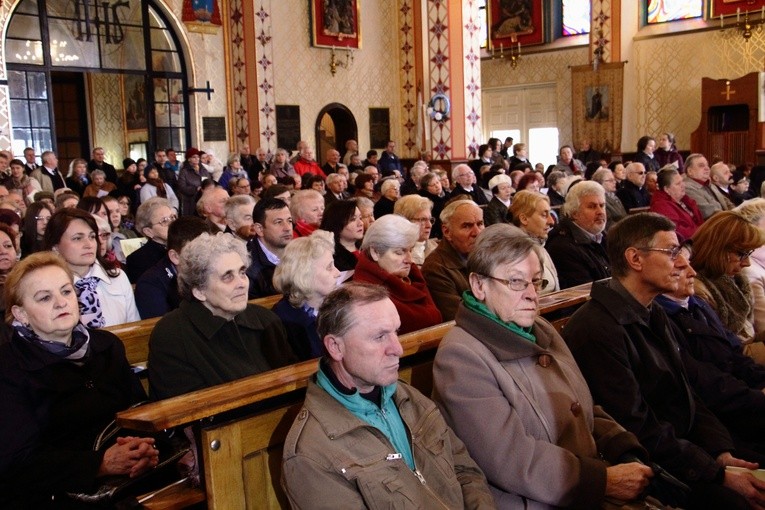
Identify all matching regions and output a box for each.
[293,158,326,178]
[650,189,703,241]
[352,252,443,334]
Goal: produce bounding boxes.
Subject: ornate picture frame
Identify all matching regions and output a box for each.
[487,0,545,50]
[571,63,625,156]
[311,0,361,49]
[710,0,763,19]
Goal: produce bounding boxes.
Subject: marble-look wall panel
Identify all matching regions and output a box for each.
[89,74,125,165]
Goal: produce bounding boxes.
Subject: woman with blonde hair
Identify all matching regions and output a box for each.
[692,210,765,362]
[272,230,340,360]
[510,190,559,294]
[393,194,439,265]
[735,199,765,349]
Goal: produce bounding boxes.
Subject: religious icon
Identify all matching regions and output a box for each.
[585,86,609,121]
[182,0,222,34]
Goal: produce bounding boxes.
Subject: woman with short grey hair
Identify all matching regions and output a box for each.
[374,178,401,219]
[272,230,340,360]
[149,231,296,400]
[353,214,442,334]
[394,195,439,264]
[592,168,626,231]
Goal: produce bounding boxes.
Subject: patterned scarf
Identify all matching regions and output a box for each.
[13,320,91,360]
[74,276,106,328]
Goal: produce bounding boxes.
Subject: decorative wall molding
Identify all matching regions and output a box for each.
[229,0,249,144]
[398,0,418,158]
[254,1,276,153]
[462,0,482,158]
[426,0,452,160]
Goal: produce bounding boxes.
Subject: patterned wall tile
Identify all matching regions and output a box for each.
[90,74,125,164]
[254,0,276,154]
[398,0,418,158]
[427,0,452,160]
[462,0,482,158]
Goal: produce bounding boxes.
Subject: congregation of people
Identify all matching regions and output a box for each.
[7,132,765,509]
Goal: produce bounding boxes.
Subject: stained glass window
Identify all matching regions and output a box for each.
[563,0,591,36]
[646,0,703,24]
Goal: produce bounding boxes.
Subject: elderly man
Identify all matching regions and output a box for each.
[198,185,229,231]
[545,180,610,289]
[281,283,494,509]
[324,173,349,204]
[31,151,66,192]
[342,139,358,166]
[294,146,326,178]
[564,213,765,509]
[248,197,293,298]
[321,149,342,176]
[616,162,650,211]
[248,147,270,181]
[400,160,428,196]
[87,147,118,184]
[378,140,403,177]
[422,199,485,320]
[710,161,736,210]
[450,164,489,205]
[683,154,730,219]
[126,197,177,283]
[224,194,256,239]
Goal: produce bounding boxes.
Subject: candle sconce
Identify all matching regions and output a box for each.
[720,7,764,43]
[329,46,354,76]
[491,39,521,69]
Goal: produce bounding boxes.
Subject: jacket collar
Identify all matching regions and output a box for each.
[590,279,651,326]
[433,238,467,269]
[179,300,267,341]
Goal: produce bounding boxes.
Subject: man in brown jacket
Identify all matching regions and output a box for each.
[281,283,494,509]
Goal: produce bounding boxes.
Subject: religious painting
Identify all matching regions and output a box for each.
[182,0,222,34]
[123,74,148,132]
[584,86,609,122]
[487,0,545,49]
[710,0,764,19]
[571,63,624,158]
[311,0,361,49]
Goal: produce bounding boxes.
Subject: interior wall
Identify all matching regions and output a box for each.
[481,46,590,151]
[269,0,401,155]
[88,74,125,166]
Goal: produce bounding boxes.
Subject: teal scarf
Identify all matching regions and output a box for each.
[462,290,537,343]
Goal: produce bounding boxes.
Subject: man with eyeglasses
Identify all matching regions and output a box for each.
[126,197,177,283]
[449,164,488,205]
[683,154,729,220]
[564,213,765,509]
[616,162,650,211]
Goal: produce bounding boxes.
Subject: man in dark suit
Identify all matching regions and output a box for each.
[135,216,218,318]
[378,140,403,178]
[87,147,119,184]
[449,164,488,205]
[324,173,350,204]
[248,198,294,298]
[22,147,37,175]
[321,149,342,177]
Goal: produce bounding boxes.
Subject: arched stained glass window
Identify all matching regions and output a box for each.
[563,0,591,36]
[646,0,703,24]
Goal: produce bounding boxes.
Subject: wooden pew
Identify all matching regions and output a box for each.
[116,282,593,509]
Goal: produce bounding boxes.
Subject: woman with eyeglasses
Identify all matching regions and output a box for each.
[393,195,439,265]
[432,225,653,508]
[20,201,52,258]
[691,210,765,363]
[352,214,442,334]
[44,208,139,327]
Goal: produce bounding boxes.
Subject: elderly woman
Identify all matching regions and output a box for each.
[20,201,52,258]
[83,169,116,198]
[545,170,567,207]
[418,171,448,238]
[737,199,765,353]
[291,189,325,237]
[432,226,652,508]
[592,168,626,231]
[373,178,400,219]
[319,200,363,273]
[654,132,684,171]
[218,153,248,191]
[692,210,765,364]
[0,252,158,507]
[650,168,703,241]
[353,214,442,334]
[394,194,439,264]
[177,148,211,216]
[140,164,179,211]
[354,196,376,233]
[272,230,340,360]
[484,174,513,227]
[510,190,559,294]
[44,207,139,327]
[0,223,18,315]
[148,233,297,399]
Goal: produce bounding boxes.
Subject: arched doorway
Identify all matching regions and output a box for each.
[4,0,190,170]
[315,103,357,165]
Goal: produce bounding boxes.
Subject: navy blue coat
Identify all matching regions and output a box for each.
[134,255,180,319]
[272,297,322,361]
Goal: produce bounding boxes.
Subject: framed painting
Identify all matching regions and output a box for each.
[123,74,148,132]
[487,0,545,50]
[571,62,625,157]
[710,0,764,19]
[311,0,361,49]
[182,0,222,34]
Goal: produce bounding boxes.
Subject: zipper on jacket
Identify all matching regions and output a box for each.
[404,412,451,509]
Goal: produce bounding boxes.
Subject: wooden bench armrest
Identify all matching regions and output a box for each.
[116,321,455,432]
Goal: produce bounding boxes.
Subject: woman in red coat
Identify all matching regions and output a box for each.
[353,214,442,334]
[650,168,703,241]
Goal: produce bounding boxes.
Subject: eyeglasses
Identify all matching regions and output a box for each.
[478,273,548,292]
[736,249,755,262]
[98,232,111,241]
[35,215,51,222]
[631,171,646,176]
[151,214,177,227]
[413,217,435,225]
[638,246,682,260]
